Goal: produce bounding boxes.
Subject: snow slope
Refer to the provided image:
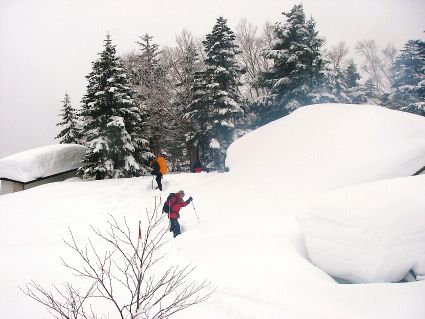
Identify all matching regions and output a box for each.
[1,104,425,319]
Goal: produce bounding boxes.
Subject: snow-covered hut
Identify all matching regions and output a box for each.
[0,144,87,195]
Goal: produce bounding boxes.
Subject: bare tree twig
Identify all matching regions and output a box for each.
[22,201,213,319]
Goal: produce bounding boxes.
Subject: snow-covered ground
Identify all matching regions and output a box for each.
[1,104,425,319]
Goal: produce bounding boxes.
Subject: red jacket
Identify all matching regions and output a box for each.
[168,195,190,219]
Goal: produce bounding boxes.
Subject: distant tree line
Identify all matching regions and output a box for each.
[56,3,425,179]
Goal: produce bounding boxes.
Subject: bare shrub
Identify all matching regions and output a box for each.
[21,200,213,319]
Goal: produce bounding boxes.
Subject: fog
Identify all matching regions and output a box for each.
[0,0,423,158]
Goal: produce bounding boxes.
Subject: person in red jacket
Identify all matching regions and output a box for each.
[167,190,193,238]
[192,160,203,173]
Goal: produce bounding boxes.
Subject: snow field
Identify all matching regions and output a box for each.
[2,104,425,318]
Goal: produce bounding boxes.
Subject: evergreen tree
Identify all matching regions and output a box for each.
[187,17,245,170]
[304,17,334,104]
[363,77,381,104]
[326,65,350,103]
[55,92,81,144]
[185,64,208,167]
[257,4,331,125]
[344,60,367,104]
[345,60,361,89]
[79,34,150,180]
[388,39,425,115]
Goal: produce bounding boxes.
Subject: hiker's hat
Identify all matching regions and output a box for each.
[177,190,185,197]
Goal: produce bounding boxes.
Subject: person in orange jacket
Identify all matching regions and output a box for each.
[151,155,168,191]
[166,190,193,238]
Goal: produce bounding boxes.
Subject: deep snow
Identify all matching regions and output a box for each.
[1,104,425,319]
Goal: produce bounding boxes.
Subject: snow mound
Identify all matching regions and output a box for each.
[226,104,425,197]
[0,144,87,182]
[300,174,425,283]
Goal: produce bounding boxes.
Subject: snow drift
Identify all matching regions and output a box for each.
[226,103,425,201]
[226,103,425,284]
[0,144,87,182]
[300,174,425,283]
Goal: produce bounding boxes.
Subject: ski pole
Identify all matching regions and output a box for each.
[191,200,200,223]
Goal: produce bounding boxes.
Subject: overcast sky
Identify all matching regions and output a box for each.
[0,0,424,158]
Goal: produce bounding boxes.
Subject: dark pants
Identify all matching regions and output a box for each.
[170,218,181,238]
[155,173,162,191]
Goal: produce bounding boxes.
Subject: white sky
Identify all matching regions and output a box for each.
[0,0,424,158]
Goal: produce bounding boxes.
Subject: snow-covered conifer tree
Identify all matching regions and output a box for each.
[303,16,335,104]
[363,77,381,104]
[187,17,245,170]
[344,60,367,104]
[388,39,425,115]
[345,60,361,89]
[184,62,207,160]
[324,42,352,103]
[79,34,150,179]
[324,65,350,103]
[55,92,81,144]
[257,4,331,124]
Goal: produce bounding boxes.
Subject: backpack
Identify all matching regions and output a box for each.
[162,193,176,214]
[156,156,168,175]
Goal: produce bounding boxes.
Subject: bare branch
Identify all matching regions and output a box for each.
[22,200,213,319]
[20,281,96,319]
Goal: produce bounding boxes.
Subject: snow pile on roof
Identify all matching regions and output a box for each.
[300,174,425,283]
[0,144,87,182]
[226,104,425,200]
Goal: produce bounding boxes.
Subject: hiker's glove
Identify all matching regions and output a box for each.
[188,196,193,202]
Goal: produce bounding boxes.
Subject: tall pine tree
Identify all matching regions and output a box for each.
[388,39,425,115]
[55,92,81,144]
[187,17,245,171]
[344,60,367,104]
[79,34,149,179]
[257,4,331,125]
[185,62,208,166]
[345,60,361,89]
